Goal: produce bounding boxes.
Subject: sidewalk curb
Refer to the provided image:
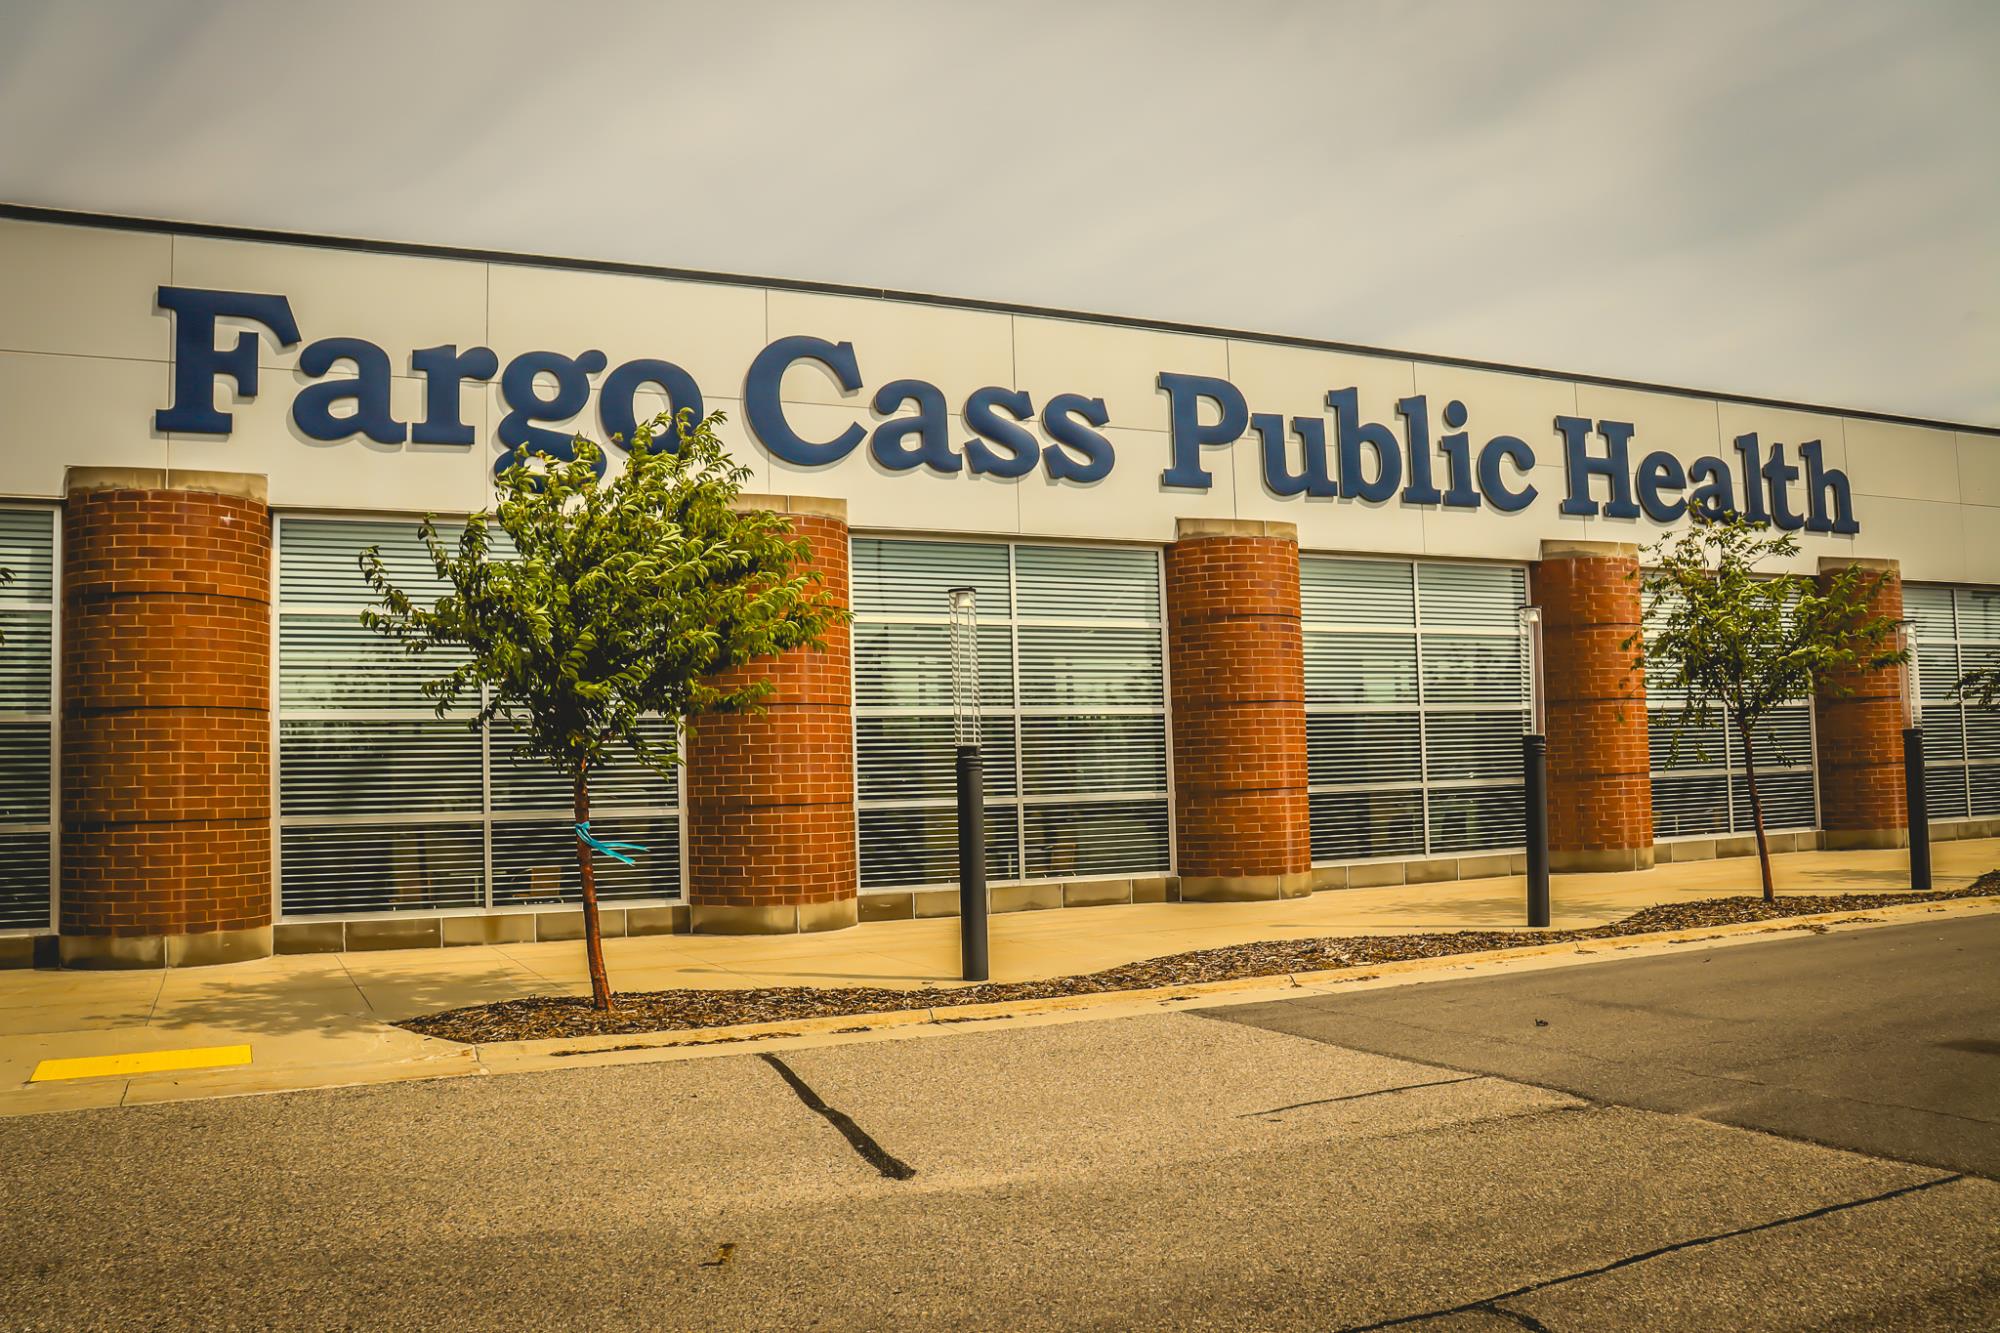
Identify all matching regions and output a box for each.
[466,894,1999,1074]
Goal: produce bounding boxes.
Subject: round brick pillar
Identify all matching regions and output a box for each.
[60,469,273,968]
[1815,556,1907,849]
[1165,518,1311,901]
[683,495,857,933]
[1533,539,1654,873]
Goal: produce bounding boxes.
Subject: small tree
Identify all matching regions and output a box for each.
[1631,515,1903,902]
[360,410,845,1009]
[1955,667,2000,707]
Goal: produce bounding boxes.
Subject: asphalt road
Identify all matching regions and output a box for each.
[1,920,1994,1330]
[1214,913,2000,1177]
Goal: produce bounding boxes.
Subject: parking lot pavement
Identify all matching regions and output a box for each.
[1211,914,2000,1177]
[1,994,1993,1329]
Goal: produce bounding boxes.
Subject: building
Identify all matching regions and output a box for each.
[1,205,1995,969]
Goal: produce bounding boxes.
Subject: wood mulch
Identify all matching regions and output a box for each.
[399,876,1998,1045]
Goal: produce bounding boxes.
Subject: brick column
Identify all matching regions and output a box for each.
[1165,518,1311,900]
[683,495,856,933]
[60,469,273,968]
[1815,557,1907,849]
[1533,539,1653,872]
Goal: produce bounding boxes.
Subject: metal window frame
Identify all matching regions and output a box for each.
[848,532,1175,894]
[1301,553,1531,865]
[270,512,689,923]
[0,502,58,935]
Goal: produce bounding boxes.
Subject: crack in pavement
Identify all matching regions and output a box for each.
[1332,1171,1969,1331]
[760,1053,916,1181]
[1235,1076,1488,1120]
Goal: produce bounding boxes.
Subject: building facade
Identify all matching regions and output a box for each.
[2,206,1996,968]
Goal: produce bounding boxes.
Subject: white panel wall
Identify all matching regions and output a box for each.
[0,216,1995,584]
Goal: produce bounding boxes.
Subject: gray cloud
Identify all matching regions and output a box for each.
[0,0,1993,422]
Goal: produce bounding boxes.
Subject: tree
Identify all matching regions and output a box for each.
[1955,666,2000,707]
[1631,515,1903,902]
[360,410,846,1009]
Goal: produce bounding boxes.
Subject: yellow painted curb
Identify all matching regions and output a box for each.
[30,1044,252,1083]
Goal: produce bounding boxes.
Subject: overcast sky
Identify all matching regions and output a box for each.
[1,0,1993,424]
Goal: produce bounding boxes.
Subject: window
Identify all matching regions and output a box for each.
[1905,584,2000,821]
[1302,557,1529,863]
[1645,587,1819,838]
[275,518,682,917]
[851,538,1171,889]
[0,508,54,930]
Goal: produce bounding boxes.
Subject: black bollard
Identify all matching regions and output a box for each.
[1904,726,1931,892]
[956,743,989,980]
[1523,732,1551,927]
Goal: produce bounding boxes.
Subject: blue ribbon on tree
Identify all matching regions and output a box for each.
[575,822,648,866]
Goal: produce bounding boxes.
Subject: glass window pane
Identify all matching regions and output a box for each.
[1308,712,1422,788]
[1305,632,1417,705]
[1428,785,1523,854]
[1652,774,1731,838]
[853,623,1014,711]
[1418,563,1525,629]
[0,831,49,929]
[0,612,53,713]
[858,804,1020,889]
[490,718,679,811]
[1020,714,1166,796]
[850,538,1011,619]
[1310,788,1424,862]
[1024,799,1169,879]
[491,817,680,904]
[856,715,1017,803]
[1424,712,1529,783]
[1016,546,1159,621]
[279,719,484,816]
[0,720,50,822]
[280,822,485,916]
[1926,765,1970,819]
[1732,772,1817,831]
[1301,558,1413,627]
[1017,626,1162,708]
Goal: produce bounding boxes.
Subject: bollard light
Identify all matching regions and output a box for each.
[947,587,990,980]
[1519,605,1551,928]
[1898,621,1932,890]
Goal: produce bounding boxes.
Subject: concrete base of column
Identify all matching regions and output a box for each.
[58,924,274,970]
[689,899,858,935]
[1549,846,1656,874]
[1177,871,1315,902]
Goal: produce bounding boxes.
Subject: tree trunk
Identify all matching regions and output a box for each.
[1735,712,1775,903]
[573,770,614,1010]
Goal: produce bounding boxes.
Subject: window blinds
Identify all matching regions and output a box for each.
[275,518,682,917]
[1906,584,2000,821]
[1302,557,1529,863]
[851,538,1171,890]
[1644,587,1820,838]
[0,508,54,930]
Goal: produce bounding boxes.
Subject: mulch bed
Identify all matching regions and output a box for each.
[399,875,1998,1044]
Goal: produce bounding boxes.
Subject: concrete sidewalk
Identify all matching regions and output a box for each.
[1,839,1992,1116]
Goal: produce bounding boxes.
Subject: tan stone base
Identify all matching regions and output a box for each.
[1312,852,1527,891]
[1550,846,1657,873]
[1654,830,1823,864]
[273,905,690,954]
[1822,828,1909,851]
[870,877,1177,921]
[59,924,274,970]
[1177,871,1314,902]
[689,898,858,935]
